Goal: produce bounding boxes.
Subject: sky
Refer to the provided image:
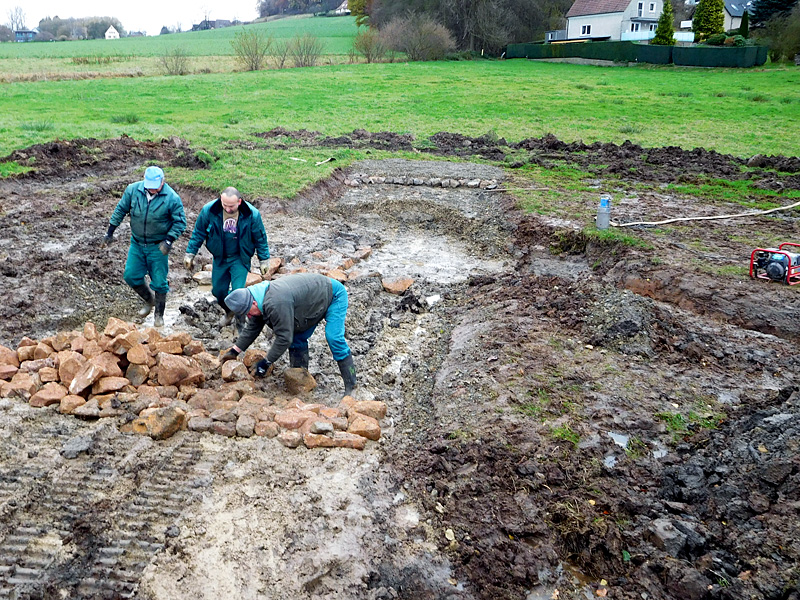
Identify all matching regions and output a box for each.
[3,0,260,36]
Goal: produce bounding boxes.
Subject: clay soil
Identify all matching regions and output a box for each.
[0,134,798,600]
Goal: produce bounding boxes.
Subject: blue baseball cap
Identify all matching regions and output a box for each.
[143,166,165,189]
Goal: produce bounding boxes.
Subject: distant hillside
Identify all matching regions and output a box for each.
[0,15,357,58]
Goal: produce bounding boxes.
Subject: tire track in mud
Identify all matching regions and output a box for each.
[0,418,213,599]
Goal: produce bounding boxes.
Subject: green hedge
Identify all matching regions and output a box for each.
[507,41,767,67]
[673,45,766,66]
[636,44,673,64]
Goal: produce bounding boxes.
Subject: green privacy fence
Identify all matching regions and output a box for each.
[506,41,768,67]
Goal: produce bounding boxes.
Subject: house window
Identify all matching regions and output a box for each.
[649,2,656,11]
[631,22,640,31]
[649,23,656,30]
[638,2,643,16]
[581,25,591,35]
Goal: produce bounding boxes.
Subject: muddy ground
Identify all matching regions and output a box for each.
[0,134,798,600]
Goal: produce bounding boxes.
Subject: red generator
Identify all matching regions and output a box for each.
[750,243,800,285]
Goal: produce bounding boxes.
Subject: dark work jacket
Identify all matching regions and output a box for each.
[110,181,186,244]
[235,274,334,363]
[185,198,270,267]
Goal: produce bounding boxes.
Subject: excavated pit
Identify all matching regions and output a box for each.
[0,136,799,600]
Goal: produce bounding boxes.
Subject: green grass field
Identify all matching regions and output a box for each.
[1,16,799,198]
[0,15,358,58]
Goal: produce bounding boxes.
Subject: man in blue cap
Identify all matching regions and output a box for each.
[183,187,271,327]
[102,165,186,327]
[220,273,357,396]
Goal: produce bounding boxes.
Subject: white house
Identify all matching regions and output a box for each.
[566,0,663,41]
[105,26,119,40]
[334,0,351,15]
[680,0,752,35]
[723,0,752,30]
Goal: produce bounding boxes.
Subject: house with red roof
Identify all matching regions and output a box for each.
[566,0,663,41]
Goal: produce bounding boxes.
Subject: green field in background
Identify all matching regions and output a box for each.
[0,15,358,58]
[1,46,799,198]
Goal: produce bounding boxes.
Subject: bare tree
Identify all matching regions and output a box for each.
[353,28,387,62]
[200,6,213,28]
[232,28,273,70]
[289,33,325,67]
[269,38,292,68]
[160,47,191,75]
[7,6,26,31]
[381,13,455,60]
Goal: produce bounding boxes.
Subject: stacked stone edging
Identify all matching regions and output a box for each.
[0,318,386,450]
[344,173,499,190]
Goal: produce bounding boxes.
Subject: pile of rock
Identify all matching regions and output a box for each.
[344,173,499,190]
[0,318,386,449]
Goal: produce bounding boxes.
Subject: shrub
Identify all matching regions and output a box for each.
[232,28,273,71]
[693,0,726,37]
[444,50,483,60]
[652,0,676,45]
[380,13,455,61]
[352,28,386,63]
[705,32,728,45]
[756,6,800,61]
[270,39,291,69]
[739,11,750,37]
[289,33,324,68]
[159,47,190,76]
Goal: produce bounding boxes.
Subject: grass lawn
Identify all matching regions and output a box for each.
[0,16,359,59]
[1,25,799,199]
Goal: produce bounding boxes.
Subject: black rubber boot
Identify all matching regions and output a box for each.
[337,354,357,396]
[154,292,167,327]
[132,283,155,318]
[289,347,309,370]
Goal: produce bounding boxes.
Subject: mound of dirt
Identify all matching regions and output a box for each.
[1,135,209,181]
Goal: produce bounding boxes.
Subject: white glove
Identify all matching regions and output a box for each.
[184,254,195,270]
[259,259,270,276]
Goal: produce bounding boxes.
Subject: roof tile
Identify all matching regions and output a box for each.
[567,0,633,17]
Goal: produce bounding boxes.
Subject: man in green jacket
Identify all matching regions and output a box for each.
[220,273,357,396]
[102,166,186,327]
[183,187,271,326]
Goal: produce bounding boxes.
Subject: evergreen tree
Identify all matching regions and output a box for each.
[693,0,725,36]
[652,0,676,44]
[739,10,749,36]
[751,0,798,25]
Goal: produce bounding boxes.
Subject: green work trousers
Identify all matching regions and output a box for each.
[212,256,250,306]
[123,240,170,294]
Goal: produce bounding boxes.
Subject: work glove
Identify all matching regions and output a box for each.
[253,359,274,378]
[101,224,116,246]
[159,240,173,255]
[184,253,195,270]
[259,259,271,276]
[220,348,240,364]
